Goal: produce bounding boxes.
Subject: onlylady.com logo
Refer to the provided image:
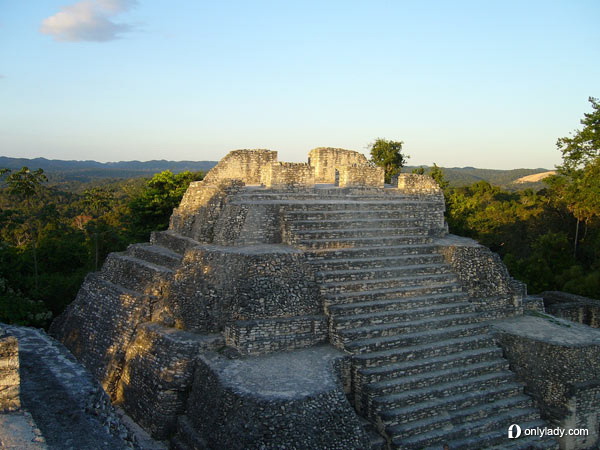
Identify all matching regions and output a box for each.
[508,424,588,439]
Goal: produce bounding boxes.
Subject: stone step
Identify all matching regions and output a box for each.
[297,235,433,249]
[379,383,524,428]
[396,409,541,449]
[309,253,445,271]
[283,209,437,221]
[331,303,474,331]
[418,419,556,450]
[343,322,487,354]
[101,253,174,294]
[306,244,440,260]
[321,272,457,294]
[324,282,464,308]
[352,334,496,369]
[288,218,423,231]
[372,371,517,413]
[290,227,428,241]
[366,358,509,400]
[328,292,468,316]
[338,312,482,345]
[150,230,200,255]
[357,346,505,385]
[127,243,183,269]
[316,263,452,283]
[236,189,429,201]
[278,201,443,211]
[388,393,533,441]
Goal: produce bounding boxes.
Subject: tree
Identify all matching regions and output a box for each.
[429,163,449,190]
[128,170,203,240]
[552,97,600,255]
[557,97,600,172]
[369,138,408,183]
[82,188,115,270]
[2,167,49,290]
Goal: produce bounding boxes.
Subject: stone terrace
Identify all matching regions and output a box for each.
[48,148,565,449]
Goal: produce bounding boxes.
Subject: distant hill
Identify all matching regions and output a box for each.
[406,166,553,189]
[1,156,553,190]
[0,156,218,183]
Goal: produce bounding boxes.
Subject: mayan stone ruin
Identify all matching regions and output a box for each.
[5,147,598,449]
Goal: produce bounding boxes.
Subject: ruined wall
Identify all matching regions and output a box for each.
[0,332,20,412]
[396,173,442,194]
[542,291,600,328]
[308,147,368,183]
[492,316,600,449]
[395,174,447,235]
[224,315,327,355]
[338,164,384,188]
[49,273,154,397]
[435,235,524,319]
[169,180,244,243]
[202,149,277,185]
[115,323,222,440]
[174,349,370,450]
[155,244,323,333]
[261,162,315,187]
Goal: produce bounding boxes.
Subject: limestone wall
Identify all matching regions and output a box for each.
[492,316,600,449]
[260,162,315,187]
[157,244,322,333]
[338,164,384,188]
[435,235,524,319]
[224,315,327,355]
[0,332,20,412]
[170,180,244,242]
[202,149,277,185]
[115,323,222,440]
[396,173,442,194]
[308,147,368,183]
[49,273,154,397]
[541,291,600,328]
[174,348,370,449]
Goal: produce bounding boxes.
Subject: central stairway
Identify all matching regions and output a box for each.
[232,186,558,449]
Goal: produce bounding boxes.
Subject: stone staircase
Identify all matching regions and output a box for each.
[265,188,559,449]
[92,185,558,448]
[99,242,183,296]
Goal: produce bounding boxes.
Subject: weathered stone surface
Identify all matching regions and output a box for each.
[115,323,221,440]
[170,180,244,243]
[541,291,600,328]
[435,235,525,319]
[0,332,20,412]
[224,315,328,355]
[157,244,322,332]
[1,324,142,449]
[49,273,154,397]
[492,315,600,449]
[308,147,368,183]
[174,346,370,449]
[202,149,277,185]
[338,163,384,188]
[261,161,315,187]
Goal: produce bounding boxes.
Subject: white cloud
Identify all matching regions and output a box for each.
[40,0,137,42]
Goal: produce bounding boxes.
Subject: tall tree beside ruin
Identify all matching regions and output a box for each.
[369,138,408,183]
[551,97,600,255]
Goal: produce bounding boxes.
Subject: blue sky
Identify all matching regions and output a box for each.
[1,1,599,169]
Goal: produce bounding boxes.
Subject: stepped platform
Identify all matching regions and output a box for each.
[46,148,581,449]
